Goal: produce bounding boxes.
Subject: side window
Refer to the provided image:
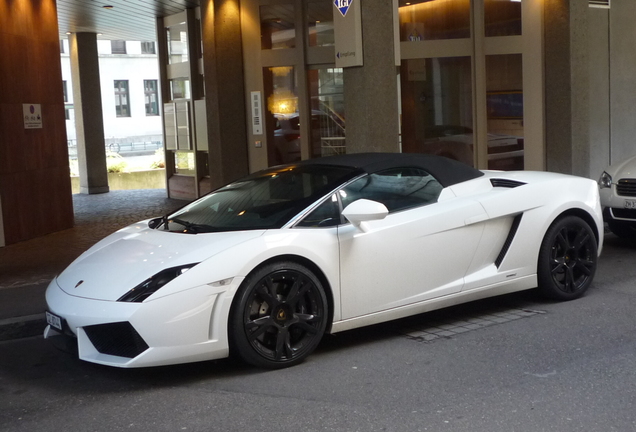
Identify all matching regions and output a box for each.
[340,168,443,213]
[296,194,341,228]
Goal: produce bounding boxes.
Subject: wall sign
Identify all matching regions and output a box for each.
[23,104,42,129]
[333,0,363,68]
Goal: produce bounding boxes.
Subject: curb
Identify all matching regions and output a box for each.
[0,314,46,342]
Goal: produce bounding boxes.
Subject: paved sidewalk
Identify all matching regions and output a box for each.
[0,189,187,340]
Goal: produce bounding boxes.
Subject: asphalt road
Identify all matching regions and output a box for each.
[1,235,635,432]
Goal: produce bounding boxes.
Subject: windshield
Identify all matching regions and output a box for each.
[163,164,359,233]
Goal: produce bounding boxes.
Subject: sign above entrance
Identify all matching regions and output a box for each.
[334,0,353,17]
[333,0,363,68]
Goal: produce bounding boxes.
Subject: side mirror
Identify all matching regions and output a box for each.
[342,199,388,232]
[148,217,164,229]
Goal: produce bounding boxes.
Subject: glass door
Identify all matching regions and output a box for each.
[243,0,343,171]
[399,0,542,171]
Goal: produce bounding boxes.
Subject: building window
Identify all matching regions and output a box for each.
[111,40,127,54]
[114,80,130,117]
[63,81,70,120]
[260,4,296,49]
[141,41,156,54]
[166,24,189,64]
[59,40,65,54]
[307,0,334,47]
[144,80,159,116]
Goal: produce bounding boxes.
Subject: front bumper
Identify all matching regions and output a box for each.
[44,276,242,368]
[603,206,636,223]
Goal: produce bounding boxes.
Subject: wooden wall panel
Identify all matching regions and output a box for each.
[0,0,74,245]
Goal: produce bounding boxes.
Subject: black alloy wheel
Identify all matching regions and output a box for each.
[537,215,598,300]
[230,261,328,369]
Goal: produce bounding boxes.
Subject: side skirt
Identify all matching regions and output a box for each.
[329,275,537,334]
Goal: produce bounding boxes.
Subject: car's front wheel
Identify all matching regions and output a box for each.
[229,261,328,369]
[537,215,597,300]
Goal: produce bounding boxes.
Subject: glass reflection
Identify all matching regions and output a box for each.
[399,0,470,41]
[263,66,299,166]
[308,68,345,158]
[400,57,474,165]
[166,23,188,64]
[307,0,334,47]
[486,54,524,170]
[260,4,296,49]
[485,0,522,37]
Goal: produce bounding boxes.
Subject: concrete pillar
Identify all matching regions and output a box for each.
[544,0,590,177]
[200,0,249,189]
[69,32,109,194]
[343,0,400,153]
[609,2,636,165]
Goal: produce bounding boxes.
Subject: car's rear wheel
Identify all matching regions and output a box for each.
[229,261,328,369]
[607,218,636,239]
[537,216,597,300]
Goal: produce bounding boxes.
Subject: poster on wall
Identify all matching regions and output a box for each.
[23,104,42,129]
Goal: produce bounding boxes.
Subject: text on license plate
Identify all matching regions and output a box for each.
[46,311,63,331]
[624,200,636,209]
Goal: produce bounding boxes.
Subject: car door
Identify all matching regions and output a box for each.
[337,168,487,320]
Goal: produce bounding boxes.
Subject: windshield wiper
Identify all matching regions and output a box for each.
[168,217,202,234]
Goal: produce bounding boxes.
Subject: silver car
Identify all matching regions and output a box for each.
[599,154,636,238]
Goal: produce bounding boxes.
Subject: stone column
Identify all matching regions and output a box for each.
[343,0,400,154]
[69,32,109,194]
[200,0,249,189]
[544,0,590,177]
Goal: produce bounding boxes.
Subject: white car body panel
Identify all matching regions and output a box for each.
[44,156,603,368]
[338,197,486,318]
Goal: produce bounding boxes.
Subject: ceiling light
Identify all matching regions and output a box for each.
[103,5,114,9]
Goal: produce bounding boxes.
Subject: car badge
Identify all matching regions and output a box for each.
[75,280,84,289]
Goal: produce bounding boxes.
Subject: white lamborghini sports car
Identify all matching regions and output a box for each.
[44,153,603,369]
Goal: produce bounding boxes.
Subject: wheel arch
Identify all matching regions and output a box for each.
[228,254,336,335]
[550,208,601,247]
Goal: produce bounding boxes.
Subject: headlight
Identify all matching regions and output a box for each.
[118,264,198,302]
[598,171,612,189]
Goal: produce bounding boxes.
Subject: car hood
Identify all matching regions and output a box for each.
[56,221,265,301]
[604,154,636,180]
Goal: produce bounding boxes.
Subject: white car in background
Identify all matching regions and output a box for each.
[599,154,636,238]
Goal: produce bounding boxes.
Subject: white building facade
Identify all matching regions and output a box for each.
[60,40,163,148]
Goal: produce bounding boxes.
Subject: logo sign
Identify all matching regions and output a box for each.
[334,0,353,17]
[333,0,362,67]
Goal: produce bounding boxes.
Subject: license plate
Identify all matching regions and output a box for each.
[45,311,63,331]
[624,200,636,209]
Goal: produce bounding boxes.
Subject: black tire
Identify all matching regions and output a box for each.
[229,261,328,369]
[607,218,636,239]
[537,216,597,301]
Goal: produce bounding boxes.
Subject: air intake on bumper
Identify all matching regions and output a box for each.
[83,322,149,358]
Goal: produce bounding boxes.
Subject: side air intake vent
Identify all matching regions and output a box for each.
[495,214,523,268]
[490,179,526,189]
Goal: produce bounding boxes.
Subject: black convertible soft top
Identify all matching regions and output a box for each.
[297,152,484,187]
